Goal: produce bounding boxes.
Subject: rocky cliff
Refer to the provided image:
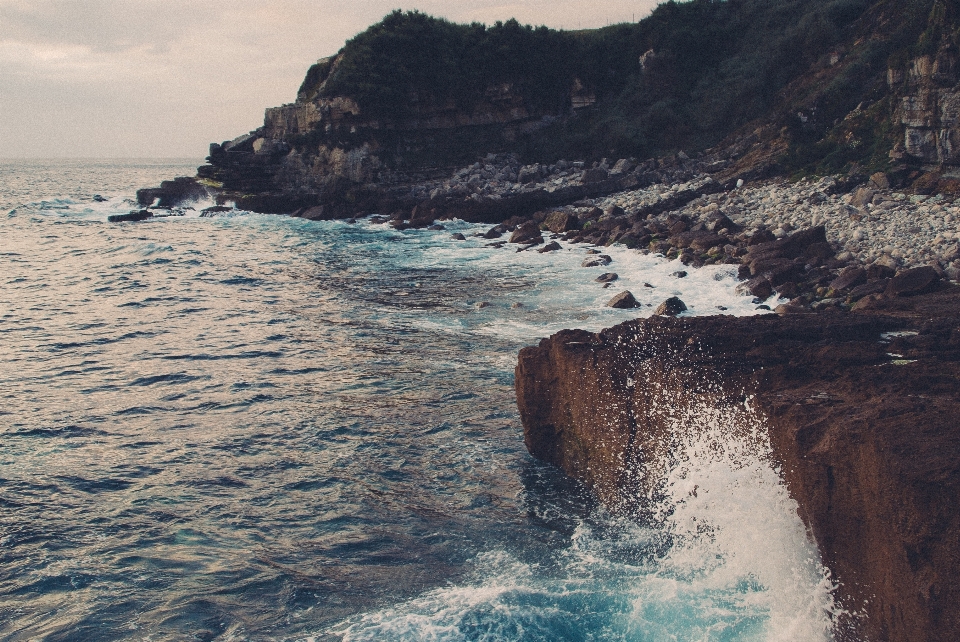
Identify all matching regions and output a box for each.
[140,1,960,217]
[516,286,960,641]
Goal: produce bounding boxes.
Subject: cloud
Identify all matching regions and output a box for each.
[0,0,660,157]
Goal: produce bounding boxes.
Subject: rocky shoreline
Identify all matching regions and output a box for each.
[133,152,960,316]
[515,286,960,642]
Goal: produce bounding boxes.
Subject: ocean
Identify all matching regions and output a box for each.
[0,159,836,641]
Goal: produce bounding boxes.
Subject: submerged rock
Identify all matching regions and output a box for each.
[108,210,153,223]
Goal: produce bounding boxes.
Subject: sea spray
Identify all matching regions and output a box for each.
[632,387,839,641]
[324,390,839,641]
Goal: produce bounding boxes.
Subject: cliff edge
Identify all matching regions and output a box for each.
[516,287,960,642]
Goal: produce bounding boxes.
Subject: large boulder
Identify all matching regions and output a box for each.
[654,296,687,316]
[886,266,942,297]
[509,220,543,244]
[543,211,580,233]
[607,290,639,308]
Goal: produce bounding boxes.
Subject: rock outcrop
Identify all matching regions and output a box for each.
[516,286,960,642]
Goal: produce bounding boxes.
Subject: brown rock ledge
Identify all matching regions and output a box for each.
[516,287,960,642]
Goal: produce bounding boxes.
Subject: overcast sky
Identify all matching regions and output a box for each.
[0,1,662,159]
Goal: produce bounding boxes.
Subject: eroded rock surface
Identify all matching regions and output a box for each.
[516,287,960,642]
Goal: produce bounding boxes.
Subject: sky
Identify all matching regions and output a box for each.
[0,1,662,159]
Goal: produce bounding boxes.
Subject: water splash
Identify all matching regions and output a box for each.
[323,391,838,642]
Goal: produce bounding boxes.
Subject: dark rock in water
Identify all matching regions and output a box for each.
[299,205,329,220]
[596,272,619,283]
[451,233,466,240]
[736,277,773,300]
[201,205,233,214]
[136,176,207,208]
[93,194,107,202]
[538,241,562,253]
[585,248,601,254]
[483,226,504,239]
[885,266,941,297]
[582,254,612,268]
[830,266,867,291]
[654,296,687,316]
[644,282,655,288]
[543,211,579,233]
[428,224,445,230]
[606,290,638,308]
[516,287,960,642]
[671,270,688,279]
[509,220,543,244]
[108,210,153,223]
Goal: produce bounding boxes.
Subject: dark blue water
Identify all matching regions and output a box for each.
[0,160,836,641]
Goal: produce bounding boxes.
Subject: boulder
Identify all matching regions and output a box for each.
[582,168,609,183]
[596,272,619,283]
[830,266,867,292]
[654,296,687,316]
[108,210,153,223]
[885,266,942,297]
[543,211,579,233]
[509,221,543,244]
[451,233,467,240]
[607,290,639,308]
[538,241,562,253]
[736,277,773,300]
[582,255,612,268]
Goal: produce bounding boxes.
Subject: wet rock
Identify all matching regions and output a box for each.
[775,303,812,314]
[509,220,543,244]
[108,210,153,223]
[847,279,889,301]
[886,266,942,297]
[671,270,688,279]
[606,290,639,308]
[830,266,867,292]
[543,211,579,233]
[451,233,466,240]
[596,272,619,283]
[538,241,562,253]
[582,255,612,268]
[736,277,773,300]
[136,176,207,208]
[654,296,687,316]
[428,224,445,230]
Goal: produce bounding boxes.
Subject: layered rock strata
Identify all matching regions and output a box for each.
[516,287,960,642]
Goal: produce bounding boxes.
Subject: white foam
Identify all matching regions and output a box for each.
[318,389,839,641]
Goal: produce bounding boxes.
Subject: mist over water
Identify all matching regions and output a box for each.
[1,160,834,640]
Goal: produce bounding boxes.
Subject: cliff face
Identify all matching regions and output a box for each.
[516,287,960,642]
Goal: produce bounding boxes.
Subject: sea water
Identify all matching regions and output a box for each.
[0,160,836,641]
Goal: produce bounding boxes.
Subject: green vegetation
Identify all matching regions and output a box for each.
[294,0,948,169]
